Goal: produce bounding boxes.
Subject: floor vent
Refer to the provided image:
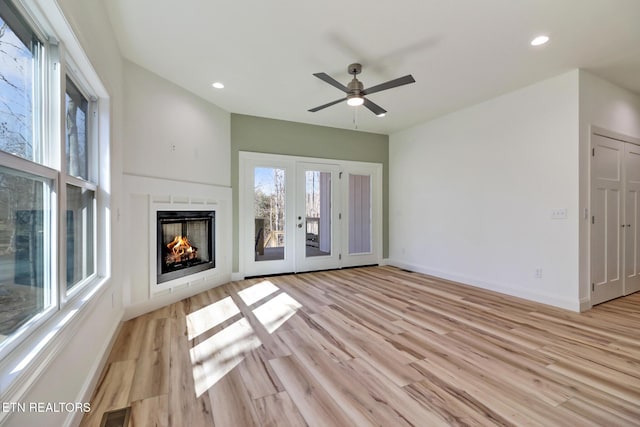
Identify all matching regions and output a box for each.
[100,407,131,427]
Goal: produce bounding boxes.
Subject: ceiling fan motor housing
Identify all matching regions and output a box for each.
[348,78,364,95]
[347,63,364,98]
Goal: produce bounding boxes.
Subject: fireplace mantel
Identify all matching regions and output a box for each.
[123,174,232,319]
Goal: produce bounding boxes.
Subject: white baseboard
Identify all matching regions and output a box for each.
[124,273,231,320]
[579,297,592,312]
[231,272,244,281]
[387,259,581,312]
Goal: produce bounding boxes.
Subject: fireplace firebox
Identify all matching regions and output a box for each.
[157,210,215,284]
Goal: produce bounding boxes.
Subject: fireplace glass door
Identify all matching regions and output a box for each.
[157,211,215,283]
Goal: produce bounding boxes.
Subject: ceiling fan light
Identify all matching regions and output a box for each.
[347,96,364,107]
[376,113,386,117]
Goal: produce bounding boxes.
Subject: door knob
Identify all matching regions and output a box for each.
[298,223,303,228]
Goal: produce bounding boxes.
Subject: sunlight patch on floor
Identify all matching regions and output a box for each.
[237,280,280,307]
[252,293,302,334]
[189,317,261,397]
[186,296,241,340]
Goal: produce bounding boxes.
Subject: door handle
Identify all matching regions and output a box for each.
[298,223,303,228]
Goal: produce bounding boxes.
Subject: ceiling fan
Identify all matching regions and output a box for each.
[309,63,416,117]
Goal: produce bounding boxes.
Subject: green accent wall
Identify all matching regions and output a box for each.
[231,114,389,272]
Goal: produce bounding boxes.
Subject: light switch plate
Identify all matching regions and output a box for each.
[551,208,568,219]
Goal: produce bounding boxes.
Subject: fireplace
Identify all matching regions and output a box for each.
[157,210,215,284]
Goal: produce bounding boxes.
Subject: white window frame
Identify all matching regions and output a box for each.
[0,0,111,410]
[61,71,98,298]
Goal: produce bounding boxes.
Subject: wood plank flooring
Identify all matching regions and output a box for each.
[80,266,640,427]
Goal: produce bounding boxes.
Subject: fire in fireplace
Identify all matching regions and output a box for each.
[157,210,215,284]
[166,235,198,264]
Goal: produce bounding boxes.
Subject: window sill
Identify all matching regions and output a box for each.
[0,275,113,416]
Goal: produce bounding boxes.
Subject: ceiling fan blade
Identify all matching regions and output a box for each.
[313,72,349,93]
[362,74,415,96]
[308,97,347,112]
[363,98,387,116]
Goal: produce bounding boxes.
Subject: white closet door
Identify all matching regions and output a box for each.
[591,134,624,305]
[625,142,640,294]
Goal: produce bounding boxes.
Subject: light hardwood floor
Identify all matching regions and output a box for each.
[80,266,640,427]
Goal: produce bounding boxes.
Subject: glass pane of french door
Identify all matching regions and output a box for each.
[296,163,340,272]
[254,167,286,262]
[304,170,331,257]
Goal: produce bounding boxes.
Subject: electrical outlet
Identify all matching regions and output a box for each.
[535,268,543,279]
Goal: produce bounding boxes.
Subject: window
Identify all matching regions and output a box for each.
[65,184,95,290]
[0,0,103,356]
[65,76,89,180]
[65,75,96,292]
[0,2,43,164]
[0,166,53,345]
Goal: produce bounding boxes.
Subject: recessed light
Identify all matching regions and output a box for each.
[212,82,224,89]
[530,35,549,46]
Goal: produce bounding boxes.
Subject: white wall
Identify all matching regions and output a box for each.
[121,61,232,318]
[389,70,581,310]
[578,70,640,307]
[5,0,125,426]
[123,60,230,186]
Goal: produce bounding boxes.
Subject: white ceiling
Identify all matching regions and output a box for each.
[104,0,640,135]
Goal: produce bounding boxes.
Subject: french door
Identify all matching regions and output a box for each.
[295,162,341,272]
[240,152,381,277]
